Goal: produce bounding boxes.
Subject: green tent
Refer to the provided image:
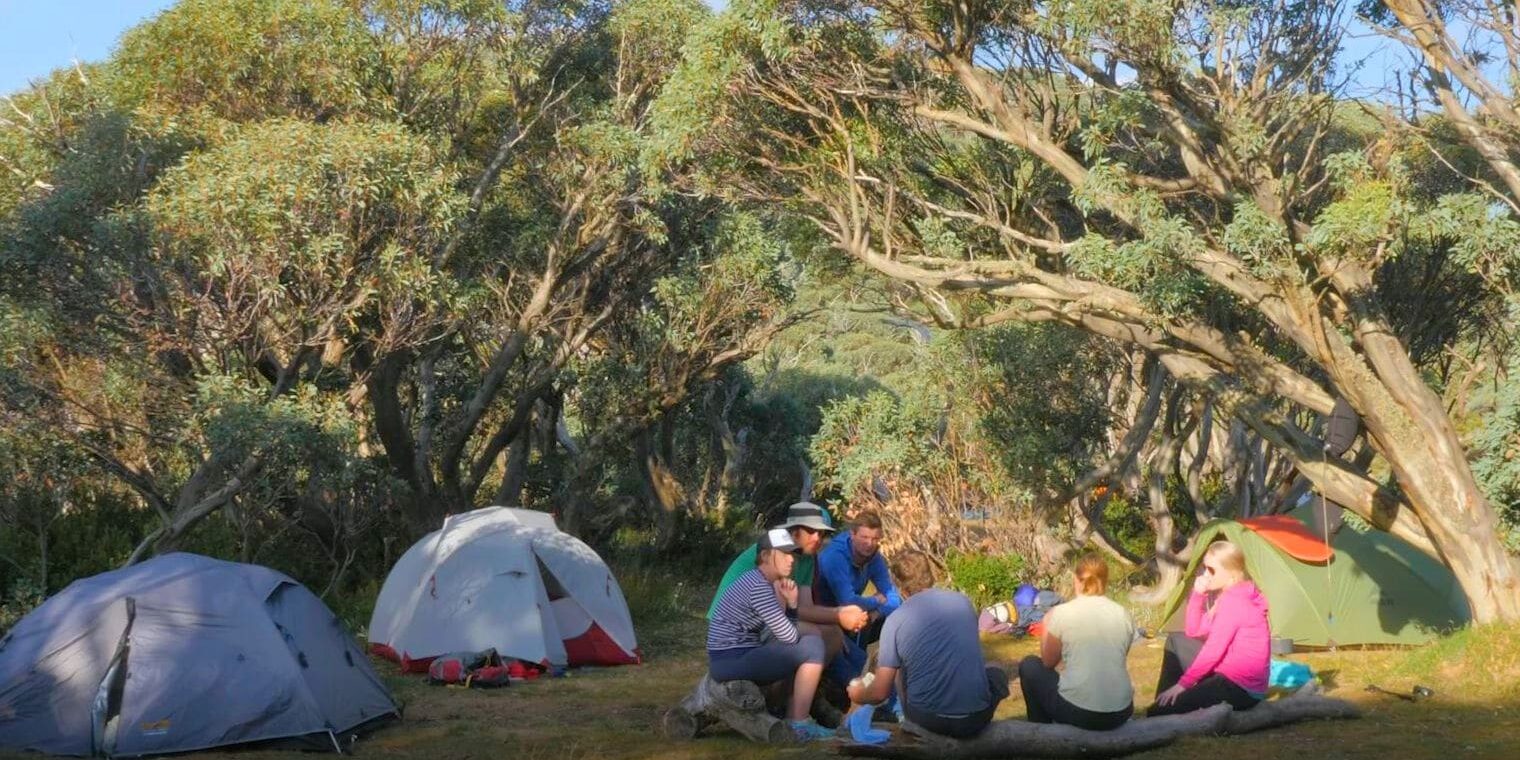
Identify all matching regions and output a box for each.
[1160,506,1470,647]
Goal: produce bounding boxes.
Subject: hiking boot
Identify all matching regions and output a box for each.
[819,677,850,713]
[789,719,836,742]
[810,689,844,728]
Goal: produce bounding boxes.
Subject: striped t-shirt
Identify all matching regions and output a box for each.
[706,568,799,652]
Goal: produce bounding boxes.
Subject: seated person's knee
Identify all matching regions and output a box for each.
[803,621,844,659]
[799,633,827,665]
[1018,654,1044,677]
[986,665,1010,700]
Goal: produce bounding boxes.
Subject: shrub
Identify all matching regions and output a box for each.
[0,577,45,635]
[1100,493,1156,560]
[944,550,1026,609]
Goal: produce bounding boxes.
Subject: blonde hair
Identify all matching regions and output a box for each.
[1204,540,1249,582]
[891,550,936,596]
[1073,553,1109,596]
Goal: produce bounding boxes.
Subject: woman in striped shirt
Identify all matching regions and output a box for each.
[707,528,832,741]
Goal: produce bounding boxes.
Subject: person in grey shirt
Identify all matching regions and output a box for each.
[846,550,1009,738]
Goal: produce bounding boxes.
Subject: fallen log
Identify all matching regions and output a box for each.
[839,682,1359,759]
[663,673,792,744]
[1223,681,1361,733]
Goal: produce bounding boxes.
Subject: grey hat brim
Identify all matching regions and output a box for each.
[779,516,835,533]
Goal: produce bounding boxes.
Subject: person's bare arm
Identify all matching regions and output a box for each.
[1041,631,1063,669]
[847,665,899,706]
[796,584,868,631]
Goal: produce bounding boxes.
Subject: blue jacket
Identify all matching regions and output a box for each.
[817,531,901,615]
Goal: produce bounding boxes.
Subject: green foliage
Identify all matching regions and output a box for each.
[2,107,191,324]
[1224,200,1294,277]
[1417,194,1520,290]
[0,578,45,636]
[645,0,880,192]
[148,119,466,331]
[1038,0,1179,56]
[112,0,376,130]
[961,324,1112,500]
[574,210,796,439]
[1099,492,1158,561]
[944,550,1027,609]
[811,390,947,495]
[194,376,354,473]
[1471,342,1520,550]
[0,67,112,217]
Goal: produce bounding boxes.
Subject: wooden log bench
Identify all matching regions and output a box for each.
[838,681,1360,759]
[663,673,793,745]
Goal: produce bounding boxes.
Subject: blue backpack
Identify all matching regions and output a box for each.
[1013,584,1039,610]
[1269,659,1313,690]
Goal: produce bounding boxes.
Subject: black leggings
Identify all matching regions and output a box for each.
[1146,633,1261,717]
[1017,656,1133,731]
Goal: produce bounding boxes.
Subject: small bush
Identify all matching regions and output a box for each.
[945,550,1026,609]
[1099,493,1156,560]
[0,577,46,635]
[327,577,383,639]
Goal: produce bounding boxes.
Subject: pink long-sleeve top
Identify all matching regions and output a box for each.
[1181,581,1271,695]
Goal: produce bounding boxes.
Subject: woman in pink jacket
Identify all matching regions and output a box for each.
[1147,540,1270,716]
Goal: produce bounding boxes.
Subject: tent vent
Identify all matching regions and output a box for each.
[298,652,309,669]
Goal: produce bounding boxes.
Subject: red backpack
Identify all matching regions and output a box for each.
[426,649,513,688]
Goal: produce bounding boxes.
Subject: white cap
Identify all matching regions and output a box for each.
[758,527,802,553]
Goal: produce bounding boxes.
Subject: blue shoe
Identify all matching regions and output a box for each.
[790,719,836,742]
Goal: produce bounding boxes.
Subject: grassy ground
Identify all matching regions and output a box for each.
[7,567,1520,760]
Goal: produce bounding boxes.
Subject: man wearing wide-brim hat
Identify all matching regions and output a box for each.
[706,503,870,709]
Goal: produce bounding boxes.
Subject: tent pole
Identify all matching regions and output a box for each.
[1317,444,1336,651]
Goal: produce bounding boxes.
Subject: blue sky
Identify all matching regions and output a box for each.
[0,0,176,95]
[0,0,1414,101]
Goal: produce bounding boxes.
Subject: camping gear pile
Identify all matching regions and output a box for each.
[369,507,641,676]
[426,648,522,688]
[1160,505,1471,647]
[978,584,1064,637]
[0,554,398,757]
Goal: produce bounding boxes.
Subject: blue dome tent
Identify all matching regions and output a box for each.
[0,553,398,756]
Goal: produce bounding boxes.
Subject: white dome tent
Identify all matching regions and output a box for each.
[368,507,640,671]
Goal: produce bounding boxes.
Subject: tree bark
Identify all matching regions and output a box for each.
[663,674,791,744]
[637,426,687,552]
[1068,493,1143,567]
[704,379,748,517]
[1306,262,1520,622]
[494,428,531,507]
[1055,359,1165,511]
[125,453,265,566]
[1133,389,1193,604]
[1183,396,1214,524]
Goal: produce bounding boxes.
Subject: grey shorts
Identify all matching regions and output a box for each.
[708,635,826,684]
